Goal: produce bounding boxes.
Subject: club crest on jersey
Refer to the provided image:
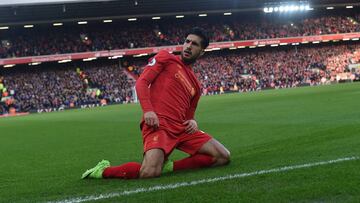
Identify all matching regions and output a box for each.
[148,58,156,66]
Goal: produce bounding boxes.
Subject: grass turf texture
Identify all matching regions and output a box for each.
[0,83,359,203]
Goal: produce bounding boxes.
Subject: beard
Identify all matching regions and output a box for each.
[181,52,199,65]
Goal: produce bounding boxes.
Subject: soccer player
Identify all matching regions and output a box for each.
[82,27,230,179]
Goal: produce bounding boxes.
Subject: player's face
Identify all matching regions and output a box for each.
[181,34,205,64]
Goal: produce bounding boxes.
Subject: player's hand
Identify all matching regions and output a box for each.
[144,111,159,129]
[183,119,198,134]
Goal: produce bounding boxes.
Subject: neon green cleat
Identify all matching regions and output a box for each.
[162,160,174,174]
[81,160,110,179]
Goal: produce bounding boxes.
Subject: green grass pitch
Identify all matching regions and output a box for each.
[1,83,360,202]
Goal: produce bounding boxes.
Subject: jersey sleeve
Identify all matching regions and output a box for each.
[135,50,170,113]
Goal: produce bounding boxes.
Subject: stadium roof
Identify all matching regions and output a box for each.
[0,0,359,25]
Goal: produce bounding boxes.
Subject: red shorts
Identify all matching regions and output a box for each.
[141,121,212,157]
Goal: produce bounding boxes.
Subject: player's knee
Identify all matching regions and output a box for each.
[215,149,231,166]
[139,166,162,178]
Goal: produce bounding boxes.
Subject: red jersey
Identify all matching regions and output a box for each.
[135,50,201,125]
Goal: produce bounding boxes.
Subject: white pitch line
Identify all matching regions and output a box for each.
[49,156,358,203]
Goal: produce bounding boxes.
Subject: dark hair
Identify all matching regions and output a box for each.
[186,27,209,49]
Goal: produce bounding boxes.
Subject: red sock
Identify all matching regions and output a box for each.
[102,162,141,179]
[173,154,214,171]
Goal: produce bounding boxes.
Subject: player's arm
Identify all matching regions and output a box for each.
[135,51,168,128]
[183,93,201,134]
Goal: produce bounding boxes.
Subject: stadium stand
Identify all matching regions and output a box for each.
[1,41,359,114]
[1,13,360,58]
[1,9,360,115]
[0,61,134,114]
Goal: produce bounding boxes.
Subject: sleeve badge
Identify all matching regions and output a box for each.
[148,58,156,66]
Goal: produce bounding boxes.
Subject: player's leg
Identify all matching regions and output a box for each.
[82,126,171,179]
[197,138,231,166]
[81,149,165,179]
[82,148,165,179]
[139,148,165,178]
[102,162,141,179]
[172,139,230,171]
[164,131,230,172]
[81,160,141,179]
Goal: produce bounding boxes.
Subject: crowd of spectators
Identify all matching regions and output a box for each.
[0,61,134,114]
[1,41,359,115]
[1,13,360,58]
[193,43,360,94]
[130,42,360,94]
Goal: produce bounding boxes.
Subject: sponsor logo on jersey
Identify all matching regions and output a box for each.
[175,70,196,97]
